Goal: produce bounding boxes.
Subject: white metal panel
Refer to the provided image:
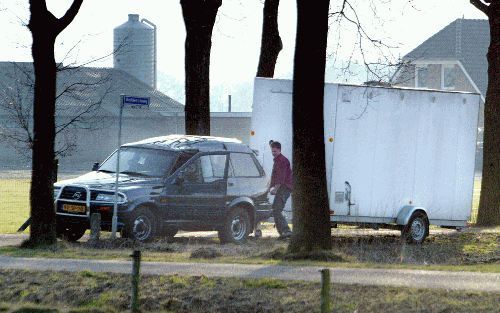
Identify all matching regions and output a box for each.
[331,86,419,218]
[331,86,479,222]
[411,91,479,221]
[250,78,479,226]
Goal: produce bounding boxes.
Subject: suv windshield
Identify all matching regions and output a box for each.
[98,147,178,177]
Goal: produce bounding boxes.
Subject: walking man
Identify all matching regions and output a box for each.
[268,140,293,239]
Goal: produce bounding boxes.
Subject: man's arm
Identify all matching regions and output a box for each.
[271,158,286,189]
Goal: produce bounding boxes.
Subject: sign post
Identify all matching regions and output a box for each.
[111,95,150,239]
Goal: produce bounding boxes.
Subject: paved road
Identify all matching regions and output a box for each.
[0,255,498,292]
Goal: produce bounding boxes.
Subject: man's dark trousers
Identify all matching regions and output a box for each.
[272,186,292,235]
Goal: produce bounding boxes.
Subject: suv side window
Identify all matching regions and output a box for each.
[184,154,227,183]
[208,154,227,179]
[229,153,261,177]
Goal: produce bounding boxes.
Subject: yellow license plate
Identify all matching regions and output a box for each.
[62,204,86,213]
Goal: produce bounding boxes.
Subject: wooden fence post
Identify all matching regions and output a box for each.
[131,250,141,313]
[90,213,101,242]
[320,268,332,313]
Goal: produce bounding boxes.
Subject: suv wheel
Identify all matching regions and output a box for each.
[56,225,86,242]
[401,211,429,244]
[125,208,158,242]
[218,208,251,244]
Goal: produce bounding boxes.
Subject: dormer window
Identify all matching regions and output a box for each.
[416,65,429,88]
[442,64,458,89]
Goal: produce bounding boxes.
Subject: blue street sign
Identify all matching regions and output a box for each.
[122,96,150,107]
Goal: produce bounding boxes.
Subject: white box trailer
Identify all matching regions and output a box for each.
[250,77,480,243]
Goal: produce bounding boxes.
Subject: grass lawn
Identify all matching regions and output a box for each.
[0,179,30,234]
[471,175,481,223]
[1,228,498,273]
[0,269,498,313]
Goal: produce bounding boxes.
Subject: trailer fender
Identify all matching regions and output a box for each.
[396,206,428,226]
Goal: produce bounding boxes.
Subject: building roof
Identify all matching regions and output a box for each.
[404,19,489,96]
[0,62,183,118]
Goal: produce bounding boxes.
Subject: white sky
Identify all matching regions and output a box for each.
[0,0,486,97]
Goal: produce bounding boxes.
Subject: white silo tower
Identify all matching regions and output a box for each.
[114,14,157,89]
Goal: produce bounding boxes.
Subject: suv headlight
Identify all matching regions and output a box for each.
[96,193,126,203]
[53,187,61,199]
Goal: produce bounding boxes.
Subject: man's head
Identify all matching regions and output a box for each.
[270,141,281,158]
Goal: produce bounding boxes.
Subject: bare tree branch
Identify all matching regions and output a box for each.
[55,82,112,134]
[55,0,84,34]
[0,61,111,160]
[470,0,490,15]
[57,38,127,72]
[55,76,109,100]
[328,0,409,83]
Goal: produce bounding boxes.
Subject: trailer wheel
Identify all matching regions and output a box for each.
[401,211,429,244]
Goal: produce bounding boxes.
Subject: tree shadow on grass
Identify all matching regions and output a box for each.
[329,231,499,265]
[257,230,499,266]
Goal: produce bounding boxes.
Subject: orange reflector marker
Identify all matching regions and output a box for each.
[328,137,334,142]
[100,206,112,212]
[250,130,255,136]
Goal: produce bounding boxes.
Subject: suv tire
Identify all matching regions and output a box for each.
[401,211,429,244]
[124,208,159,242]
[56,225,86,242]
[218,207,251,244]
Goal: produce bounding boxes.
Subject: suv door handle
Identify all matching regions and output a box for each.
[228,182,234,187]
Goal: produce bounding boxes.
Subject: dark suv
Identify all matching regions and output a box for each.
[54,135,272,243]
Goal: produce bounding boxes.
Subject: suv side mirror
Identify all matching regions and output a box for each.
[92,162,99,171]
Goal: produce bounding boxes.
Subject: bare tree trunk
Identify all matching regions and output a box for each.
[28,34,58,246]
[181,0,222,136]
[476,1,500,226]
[26,0,83,247]
[256,0,283,78]
[289,0,331,253]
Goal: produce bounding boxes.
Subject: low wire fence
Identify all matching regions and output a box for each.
[0,167,482,234]
[0,169,31,234]
[0,167,86,234]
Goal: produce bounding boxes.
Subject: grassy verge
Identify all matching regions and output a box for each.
[1,228,498,273]
[0,269,498,313]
